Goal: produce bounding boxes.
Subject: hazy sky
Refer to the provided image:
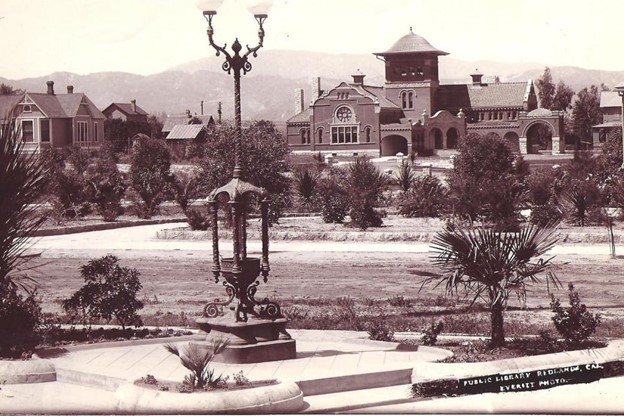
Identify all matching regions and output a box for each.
[1,0,623,79]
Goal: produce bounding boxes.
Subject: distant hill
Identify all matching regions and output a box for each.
[3,50,624,123]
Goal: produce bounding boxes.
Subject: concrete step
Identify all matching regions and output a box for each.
[301,383,415,413]
[56,367,127,392]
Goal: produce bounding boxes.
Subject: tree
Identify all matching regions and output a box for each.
[536,67,556,109]
[398,175,448,218]
[553,81,575,111]
[147,115,164,140]
[170,169,210,230]
[129,135,172,218]
[395,161,416,193]
[572,85,602,142]
[84,157,126,222]
[62,255,144,330]
[447,133,526,230]
[104,118,152,154]
[345,156,387,230]
[0,117,48,357]
[198,120,291,223]
[424,223,560,347]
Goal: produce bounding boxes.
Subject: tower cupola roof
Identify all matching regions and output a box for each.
[374,29,448,57]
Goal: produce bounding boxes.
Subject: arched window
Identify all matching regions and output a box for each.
[317,128,323,143]
[401,92,407,109]
[408,92,413,109]
[300,129,306,144]
[306,129,311,144]
[365,126,371,143]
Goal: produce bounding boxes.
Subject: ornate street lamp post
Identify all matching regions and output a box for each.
[615,82,624,169]
[192,2,295,364]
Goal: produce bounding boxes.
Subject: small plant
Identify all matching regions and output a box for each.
[388,295,413,308]
[421,321,444,346]
[367,320,395,342]
[550,283,601,346]
[141,374,159,385]
[164,338,229,390]
[233,370,250,386]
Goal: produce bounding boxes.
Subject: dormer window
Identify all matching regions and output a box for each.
[23,105,32,113]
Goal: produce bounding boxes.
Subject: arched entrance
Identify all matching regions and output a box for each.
[504,131,520,152]
[430,128,443,149]
[526,122,553,154]
[446,128,459,149]
[381,135,408,156]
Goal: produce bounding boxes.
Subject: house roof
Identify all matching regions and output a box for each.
[27,92,105,119]
[592,121,621,129]
[103,102,149,116]
[374,31,448,57]
[357,85,400,109]
[163,114,214,132]
[166,124,204,140]
[601,91,621,108]
[287,108,311,124]
[0,94,24,119]
[439,82,529,109]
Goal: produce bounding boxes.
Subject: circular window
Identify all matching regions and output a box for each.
[336,106,352,122]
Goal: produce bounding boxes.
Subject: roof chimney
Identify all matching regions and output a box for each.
[295,89,304,115]
[131,99,137,113]
[201,100,204,115]
[470,70,484,86]
[67,85,74,94]
[46,81,55,95]
[312,77,322,102]
[352,70,365,86]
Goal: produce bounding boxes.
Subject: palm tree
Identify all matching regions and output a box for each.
[292,167,320,210]
[424,222,560,347]
[0,116,48,291]
[395,161,416,192]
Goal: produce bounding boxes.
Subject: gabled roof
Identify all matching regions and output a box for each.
[163,114,214,132]
[25,93,105,119]
[374,30,448,57]
[600,91,621,108]
[439,82,529,109]
[103,102,149,116]
[166,124,204,140]
[358,85,400,109]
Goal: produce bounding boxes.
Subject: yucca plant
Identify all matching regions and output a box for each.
[395,161,416,192]
[0,115,49,357]
[424,222,560,347]
[164,338,229,390]
[292,167,320,210]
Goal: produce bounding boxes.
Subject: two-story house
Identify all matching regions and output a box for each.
[592,91,621,149]
[102,100,149,123]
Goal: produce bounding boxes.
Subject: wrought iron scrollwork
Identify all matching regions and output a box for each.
[203,282,236,318]
[246,280,282,320]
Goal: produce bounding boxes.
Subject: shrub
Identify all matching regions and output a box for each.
[318,171,349,224]
[62,255,144,330]
[395,162,416,192]
[398,175,448,218]
[185,207,211,231]
[292,167,321,211]
[0,286,42,358]
[84,157,126,222]
[345,157,386,230]
[367,319,395,342]
[129,135,172,218]
[421,321,444,346]
[550,283,600,346]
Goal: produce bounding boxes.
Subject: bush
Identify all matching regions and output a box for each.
[0,286,42,358]
[318,171,349,224]
[550,283,600,346]
[345,157,386,230]
[395,162,416,192]
[185,207,211,231]
[62,255,144,330]
[292,167,321,211]
[84,157,126,222]
[398,175,448,218]
[367,320,395,342]
[421,321,444,346]
[129,135,172,219]
[165,339,229,390]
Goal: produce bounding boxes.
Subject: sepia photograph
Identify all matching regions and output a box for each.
[1,0,624,413]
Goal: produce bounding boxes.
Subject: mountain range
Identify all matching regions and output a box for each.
[3,50,624,123]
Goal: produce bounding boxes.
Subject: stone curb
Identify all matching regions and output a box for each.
[115,381,305,414]
[31,218,187,237]
[411,339,624,383]
[0,359,56,384]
